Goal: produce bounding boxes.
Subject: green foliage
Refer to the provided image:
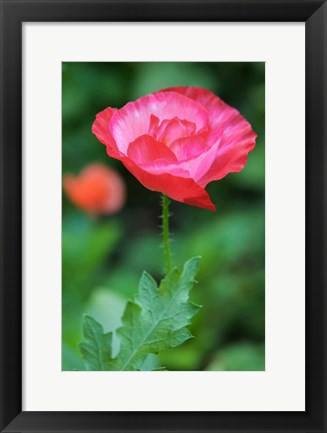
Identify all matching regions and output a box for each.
[206,342,265,371]
[62,214,122,293]
[80,316,114,370]
[130,62,217,101]
[61,215,123,370]
[80,257,201,371]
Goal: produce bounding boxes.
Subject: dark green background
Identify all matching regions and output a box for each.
[62,62,265,371]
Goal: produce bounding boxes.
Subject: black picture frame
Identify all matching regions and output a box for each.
[0,1,326,432]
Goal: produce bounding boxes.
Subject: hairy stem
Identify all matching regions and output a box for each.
[162,194,172,273]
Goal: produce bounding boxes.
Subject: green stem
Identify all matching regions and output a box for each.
[162,194,172,273]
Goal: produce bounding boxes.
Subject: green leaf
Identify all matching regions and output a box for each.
[79,315,114,371]
[79,257,201,370]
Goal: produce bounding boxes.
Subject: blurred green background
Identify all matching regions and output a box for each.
[62,62,265,371]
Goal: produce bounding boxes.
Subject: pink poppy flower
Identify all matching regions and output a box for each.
[63,163,125,215]
[92,87,257,211]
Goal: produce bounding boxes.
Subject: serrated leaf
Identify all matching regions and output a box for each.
[80,257,201,371]
[79,315,114,371]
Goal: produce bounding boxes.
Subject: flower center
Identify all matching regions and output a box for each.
[148,115,196,147]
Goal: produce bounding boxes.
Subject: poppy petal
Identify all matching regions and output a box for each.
[92,107,121,158]
[121,156,215,211]
[110,91,209,154]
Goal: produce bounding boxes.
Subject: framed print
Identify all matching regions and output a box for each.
[0,0,326,432]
